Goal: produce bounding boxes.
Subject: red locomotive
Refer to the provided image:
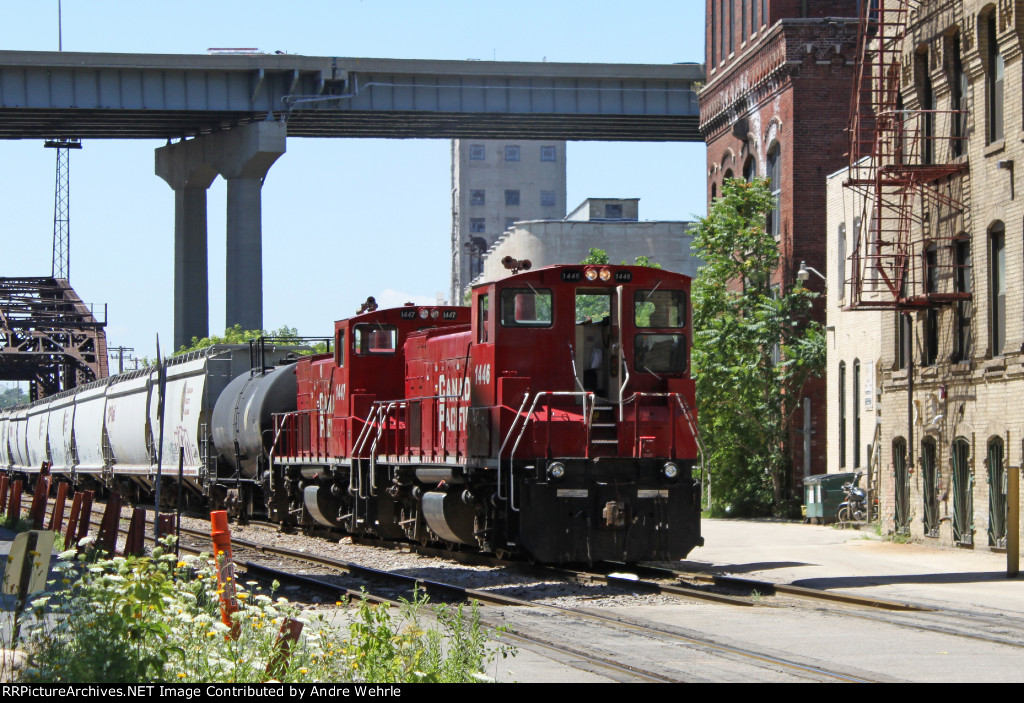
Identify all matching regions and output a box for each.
[271,263,703,563]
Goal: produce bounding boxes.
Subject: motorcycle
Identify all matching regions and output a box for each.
[837,472,875,522]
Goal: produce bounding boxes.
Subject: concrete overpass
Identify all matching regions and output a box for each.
[0,50,705,347]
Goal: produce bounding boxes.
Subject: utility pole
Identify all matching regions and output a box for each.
[44,138,81,281]
[108,346,135,374]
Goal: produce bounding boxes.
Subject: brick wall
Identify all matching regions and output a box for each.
[699,14,860,487]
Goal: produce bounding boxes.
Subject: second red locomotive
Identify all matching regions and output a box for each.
[272,263,703,564]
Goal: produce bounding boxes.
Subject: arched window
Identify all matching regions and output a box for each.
[838,361,847,468]
[951,437,973,545]
[766,143,781,238]
[743,156,756,182]
[988,437,1006,547]
[893,437,910,533]
[921,437,939,536]
[711,182,717,201]
[852,359,861,467]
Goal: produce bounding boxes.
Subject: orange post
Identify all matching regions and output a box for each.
[49,482,69,533]
[210,510,240,638]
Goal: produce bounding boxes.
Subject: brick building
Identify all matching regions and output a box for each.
[699,1,861,485]
[837,0,1023,553]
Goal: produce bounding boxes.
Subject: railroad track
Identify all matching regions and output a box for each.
[32,498,1024,680]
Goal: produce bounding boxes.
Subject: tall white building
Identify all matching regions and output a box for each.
[450,139,566,301]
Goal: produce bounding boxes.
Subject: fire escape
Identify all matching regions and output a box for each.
[844,0,968,310]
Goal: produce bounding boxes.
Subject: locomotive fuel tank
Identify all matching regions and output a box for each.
[211,362,298,479]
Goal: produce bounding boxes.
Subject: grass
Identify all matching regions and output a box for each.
[3,537,515,683]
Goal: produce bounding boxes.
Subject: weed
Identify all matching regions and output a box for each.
[7,538,515,683]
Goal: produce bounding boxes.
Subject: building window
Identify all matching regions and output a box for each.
[919,50,935,165]
[711,182,717,200]
[540,145,557,162]
[839,361,847,468]
[727,0,733,55]
[837,223,847,300]
[990,223,1006,355]
[505,189,520,206]
[896,313,908,370]
[605,203,623,219]
[950,32,966,157]
[766,143,781,238]
[925,244,938,365]
[470,218,486,234]
[469,236,487,279]
[954,238,971,362]
[469,144,485,160]
[853,359,861,467]
[470,189,485,206]
[752,0,758,33]
[505,145,520,162]
[987,12,1004,143]
[540,190,556,207]
[743,156,756,182]
[720,0,726,62]
[711,0,717,66]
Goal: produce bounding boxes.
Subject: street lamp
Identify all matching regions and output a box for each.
[797,260,826,283]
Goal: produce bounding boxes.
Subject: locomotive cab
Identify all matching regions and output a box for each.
[466,264,702,564]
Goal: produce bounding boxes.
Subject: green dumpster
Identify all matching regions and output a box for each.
[804,472,858,524]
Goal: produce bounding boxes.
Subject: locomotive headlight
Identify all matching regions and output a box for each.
[430,309,440,319]
[662,462,679,480]
[419,308,429,319]
[585,268,599,281]
[599,268,612,281]
[547,462,567,481]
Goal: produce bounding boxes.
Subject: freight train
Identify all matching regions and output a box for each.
[0,263,703,564]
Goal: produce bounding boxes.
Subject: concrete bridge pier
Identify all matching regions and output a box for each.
[156,120,286,349]
[155,145,217,351]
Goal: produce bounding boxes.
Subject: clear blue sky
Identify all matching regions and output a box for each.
[0,1,707,369]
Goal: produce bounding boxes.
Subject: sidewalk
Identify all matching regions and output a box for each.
[687,518,1023,613]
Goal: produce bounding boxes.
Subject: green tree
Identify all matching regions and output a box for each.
[691,178,825,516]
[178,324,326,355]
[0,384,29,409]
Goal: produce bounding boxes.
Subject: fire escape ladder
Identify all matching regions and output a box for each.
[844,0,968,311]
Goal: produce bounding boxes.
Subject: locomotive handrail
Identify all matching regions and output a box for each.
[496,391,532,502]
[618,361,631,422]
[503,391,594,513]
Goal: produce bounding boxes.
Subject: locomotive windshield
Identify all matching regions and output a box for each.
[634,333,687,374]
[500,288,553,327]
[634,289,687,327]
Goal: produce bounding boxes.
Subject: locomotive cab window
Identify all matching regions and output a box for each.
[634,333,687,374]
[353,324,398,355]
[335,329,345,366]
[478,294,490,343]
[500,288,552,327]
[635,289,687,328]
